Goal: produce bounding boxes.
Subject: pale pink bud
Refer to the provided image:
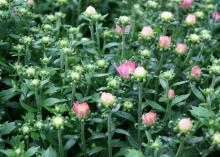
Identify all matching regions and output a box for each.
[100,92,116,107]
[125,24,132,33]
[115,25,123,34]
[140,26,154,39]
[185,14,196,25]
[212,12,220,21]
[133,66,147,79]
[180,0,193,9]
[168,88,175,99]
[84,6,97,17]
[159,36,171,49]
[191,65,201,79]
[175,43,188,54]
[27,0,34,5]
[178,118,193,133]
[73,101,90,118]
[142,112,157,126]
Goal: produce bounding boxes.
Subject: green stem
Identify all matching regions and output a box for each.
[154,149,158,157]
[138,82,143,150]
[77,0,82,25]
[175,140,185,157]
[121,34,125,59]
[85,73,92,96]
[89,22,95,41]
[95,22,101,55]
[58,129,64,157]
[64,54,68,80]
[107,111,112,157]
[81,121,87,157]
[71,84,76,106]
[35,91,42,120]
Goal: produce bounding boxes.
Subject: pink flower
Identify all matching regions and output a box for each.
[168,88,175,99]
[115,25,123,34]
[175,43,188,54]
[142,112,157,126]
[212,12,220,21]
[159,36,171,49]
[140,26,153,39]
[73,101,90,118]
[114,61,136,78]
[185,14,196,25]
[178,118,193,133]
[100,92,116,107]
[84,6,97,17]
[180,0,193,9]
[125,24,132,33]
[191,65,201,79]
[27,0,34,5]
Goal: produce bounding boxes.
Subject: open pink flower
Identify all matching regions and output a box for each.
[159,36,171,49]
[212,12,220,21]
[114,61,136,78]
[175,43,188,54]
[115,25,132,34]
[73,101,90,118]
[191,65,201,79]
[115,25,123,33]
[142,112,157,126]
[180,0,193,9]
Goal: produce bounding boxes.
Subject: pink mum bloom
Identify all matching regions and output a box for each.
[185,14,196,25]
[168,88,175,99]
[212,12,220,21]
[100,92,116,106]
[114,61,136,78]
[178,118,193,133]
[125,24,132,32]
[140,26,154,39]
[180,0,193,9]
[142,112,157,126]
[191,65,201,79]
[175,43,188,54]
[115,25,123,33]
[159,36,171,49]
[73,101,90,118]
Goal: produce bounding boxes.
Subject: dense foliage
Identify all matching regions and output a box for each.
[0,0,220,157]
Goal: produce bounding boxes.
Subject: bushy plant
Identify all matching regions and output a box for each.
[0,0,220,157]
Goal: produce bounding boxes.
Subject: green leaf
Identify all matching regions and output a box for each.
[159,79,168,90]
[190,84,205,101]
[103,42,119,49]
[0,121,15,136]
[146,99,165,112]
[20,101,37,113]
[24,147,39,157]
[64,136,78,151]
[88,146,105,156]
[171,94,190,106]
[92,73,111,77]
[87,133,106,142]
[125,149,145,157]
[42,98,66,107]
[190,106,215,118]
[171,81,189,87]
[115,111,135,122]
[0,149,17,157]
[115,129,130,136]
[44,146,57,157]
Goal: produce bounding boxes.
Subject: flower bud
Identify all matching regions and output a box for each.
[178,118,193,133]
[0,0,8,8]
[209,64,220,75]
[145,1,158,9]
[123,101,134,111]
[168,88,175,99]
[212,12,220,21]
[69,71,80,82]
[159,36,171,49]
[142,112,157,126]
[107,78,120,89]
[61,47,71,54]
[26,67,36,77]
[140,49,151,58]
[195,11,204,19]
[175,43,188,55]
[133,67,148,80]
[84,6,97,17]
[191,65,201,79]
[160,70,175,80]
[200,30,211,40]
[73,101,90,118]
[41,36,52,45]
[74,65,84,74]
[100,92,116,108]
[203,88,214,96]
[57,0,67,5]
[160,11,174,22]
[140,26,154,40]
[51,116,64,128]
[59,39,69,48]
[31,79,40,87]
[85,64,95,72]
[35,121,43,130]
[188,34,199,43]
[22,125,30,134]
[180,0,193,9]
[212,132,220,144]
[185,14,196,26]
[96,59,107,69]
[118,16,130,25]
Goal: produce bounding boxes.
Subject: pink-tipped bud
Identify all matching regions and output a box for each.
[168,88,175,99]
[142,112,157,126]
[115,25,123,34]
[133,66,147,79]
[180,0,193,9]
[185,14,196,25]
[175,43,188,54]
[191,65,201,79]
[140,26,154,39]
[178,118,193,133]
[100,92,116,107]
[114,61,136,78]
[159,36,171,49]
[84,6,97,17]
[73,101,90,118]
[212,12,220,21]
[125,24,132,33]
